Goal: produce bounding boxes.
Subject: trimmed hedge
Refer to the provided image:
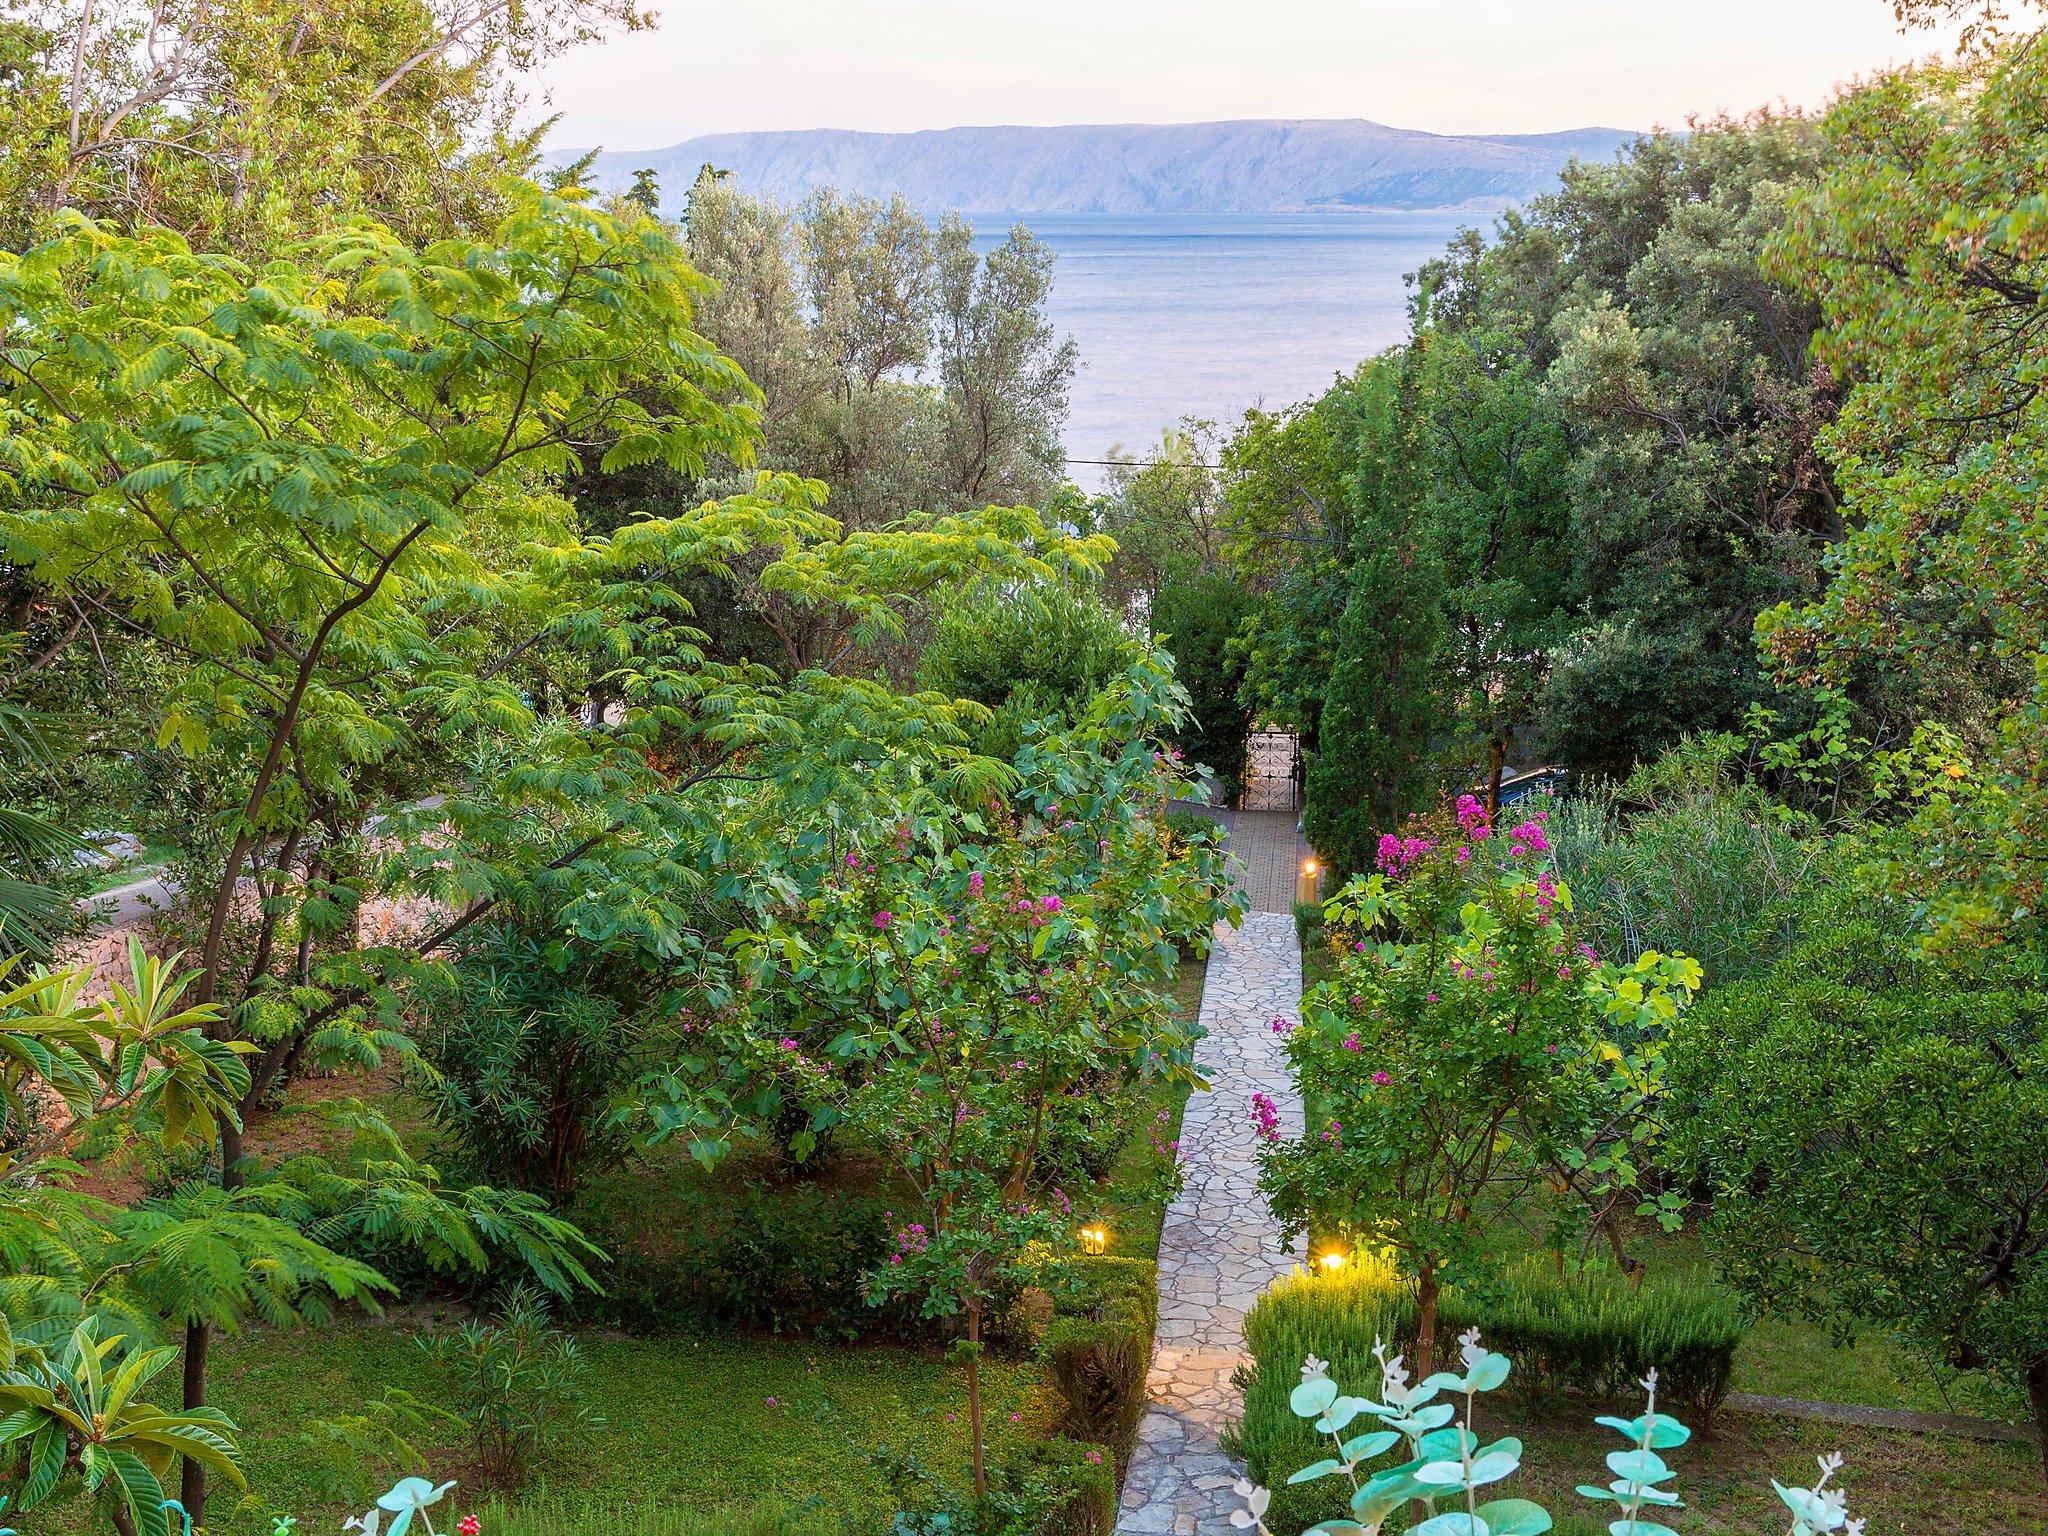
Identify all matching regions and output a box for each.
[1040,1256,1158,1455]
[1230,1258,1748,1536]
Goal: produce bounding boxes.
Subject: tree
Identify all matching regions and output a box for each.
[1405,254,1573,808]
[682,176,1078,536]
[1150,574,1255,803]
[1671,887,2048,1474]
[1302,551,1445,879]
[1761,34,2048,951]
[676,657,1235,1498]
[0,0,648,250]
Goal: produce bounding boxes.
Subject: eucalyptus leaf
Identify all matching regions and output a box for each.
[1288,1459,1343,1485]
[1475,1498,1553,1536]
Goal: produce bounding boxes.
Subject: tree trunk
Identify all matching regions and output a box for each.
[1411,1262,1440,1526]
[2026,1353,2048,1484]
[1414,1262,1439,1381]
[1485,739,1506,817]
[967,1300,987,1502]
[181,1317,211,1519]
[111,1500,141,1536]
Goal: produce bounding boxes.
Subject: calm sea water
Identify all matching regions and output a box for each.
[969,211,1481,481]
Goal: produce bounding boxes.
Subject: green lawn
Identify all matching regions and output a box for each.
[184,1319,1056,1534]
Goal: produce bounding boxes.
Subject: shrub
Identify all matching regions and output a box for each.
[417,1286,603,1489]
[1041,1257,1158,1446]
[1671,881,2048,1464]
[919,581,1140,758]
[1231,1258,1746,1531]
[416,922,673,1199]
[1544,735,1821,986]
[574,1185,920,1341]
[1034,1079,1143,1187]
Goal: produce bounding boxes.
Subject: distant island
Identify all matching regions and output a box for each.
[570,118,1640,216]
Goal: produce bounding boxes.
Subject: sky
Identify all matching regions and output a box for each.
[539,0,1965,151]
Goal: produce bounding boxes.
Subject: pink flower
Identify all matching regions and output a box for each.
[1249,1091,1282,1143]
[1371,1070,1391,1086]
[1341,1033,1362,1052]
[846,851,861,868]
[765,1395,779,1406]
[1041,894,1063,912]
[1426,992,1438,1003]
[873,910,893,928]
[778,1038,798,1050]
[968,871,984,895]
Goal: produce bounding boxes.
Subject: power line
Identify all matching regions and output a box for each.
[1061,456,1224,471]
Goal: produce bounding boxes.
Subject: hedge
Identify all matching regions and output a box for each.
[1229,1258,1748,1536]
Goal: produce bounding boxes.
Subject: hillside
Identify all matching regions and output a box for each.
[573,118,1638,215]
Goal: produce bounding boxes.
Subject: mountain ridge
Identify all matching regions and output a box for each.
[571,118,1640,216]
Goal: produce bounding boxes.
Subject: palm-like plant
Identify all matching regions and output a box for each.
[0,1314,243,1536]
[103,1180,395,1514]
[0,689,88,964]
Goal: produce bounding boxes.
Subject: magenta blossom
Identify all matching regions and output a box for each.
[1370,1070,1392,1086]
[873,910,893,928]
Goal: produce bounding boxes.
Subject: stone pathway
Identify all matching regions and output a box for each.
[1118,895,1305,1536]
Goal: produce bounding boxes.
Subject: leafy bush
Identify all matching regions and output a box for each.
[919,581,1139,758]
[418,1287,603,1489]
[1671,881,2048,1456]
[416,922,674,1199]
[1545,736,1821,985]
[575,1184,920,1341]
[1034,1080,1143,1186]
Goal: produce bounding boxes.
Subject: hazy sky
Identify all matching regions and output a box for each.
[540,0,1962,151]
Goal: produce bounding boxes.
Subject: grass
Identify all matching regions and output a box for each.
[1084,956,1204,1261]
[165,1317,1058,1535]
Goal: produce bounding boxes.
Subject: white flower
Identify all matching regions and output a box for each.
[1228,1483,1271,1530]
[343,1515,381,1536]
[1458,1326,1485,1370]
[1299,1353,1329,1382]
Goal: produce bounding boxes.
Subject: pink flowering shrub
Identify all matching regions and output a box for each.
[663,660,1237,1494]
[1259,803,1700,1378]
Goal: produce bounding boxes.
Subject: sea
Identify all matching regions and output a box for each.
[967,210,1485,484]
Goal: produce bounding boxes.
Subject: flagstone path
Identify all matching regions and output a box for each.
[1118,810,1307,1536]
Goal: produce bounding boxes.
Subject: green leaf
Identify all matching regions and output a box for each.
[1475,1499,1552,1536]
[1289,1458,1344,1484]
[1291,1376,1340,1418]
